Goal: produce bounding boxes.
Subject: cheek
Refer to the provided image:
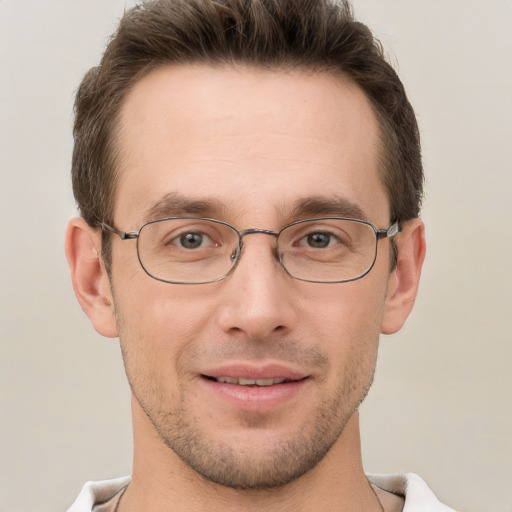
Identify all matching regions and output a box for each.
[298,277,388,379]
[112,242,214,338]
[301,276,388,334]
[111,272,216,382]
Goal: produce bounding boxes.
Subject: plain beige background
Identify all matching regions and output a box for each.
[0,1,510,511]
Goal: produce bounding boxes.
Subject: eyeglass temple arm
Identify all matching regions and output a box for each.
[100,222,139,240]
[376,222,401,239]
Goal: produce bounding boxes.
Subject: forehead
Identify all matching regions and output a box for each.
[114,64,388,227]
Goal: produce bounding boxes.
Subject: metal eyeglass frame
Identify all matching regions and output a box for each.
[101,217,401,284]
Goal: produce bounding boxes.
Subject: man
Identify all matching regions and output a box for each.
[65,0,454,510]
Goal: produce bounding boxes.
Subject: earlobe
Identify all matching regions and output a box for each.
[381,218,426,335]
[65,217,118,338]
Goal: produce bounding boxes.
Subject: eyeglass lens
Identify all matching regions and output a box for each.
[136,218,379,284]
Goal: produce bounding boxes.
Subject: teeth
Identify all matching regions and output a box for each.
[216,377,286,386]
[217,377,238,384]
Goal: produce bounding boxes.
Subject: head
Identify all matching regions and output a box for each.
[66,0,425,493]
[72,0,423,273]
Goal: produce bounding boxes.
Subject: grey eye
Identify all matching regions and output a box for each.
[179,232,204,249]
[306,233,332,248]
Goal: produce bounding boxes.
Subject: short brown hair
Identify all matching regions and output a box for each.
[72,0,422,238]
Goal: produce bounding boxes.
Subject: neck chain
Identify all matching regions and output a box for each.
[370,482,385,512]
[113,485,128,512]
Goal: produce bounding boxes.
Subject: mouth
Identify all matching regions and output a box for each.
[203,376,299,387]
[199,365,309,410]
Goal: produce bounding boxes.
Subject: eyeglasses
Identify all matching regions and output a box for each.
[101,217,401,284]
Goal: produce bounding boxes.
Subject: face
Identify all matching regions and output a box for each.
[109,65,394,488]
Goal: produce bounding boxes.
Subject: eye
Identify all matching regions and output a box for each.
[174,231,214,249]
[287,222,353,253]
[304,232,334,248]
[178,232,207,249]
[296,230,344,249]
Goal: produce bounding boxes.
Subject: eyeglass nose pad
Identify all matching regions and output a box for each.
[230,246,241,262]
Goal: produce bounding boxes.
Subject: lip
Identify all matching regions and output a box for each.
[202,363,307,381]
[199,362,309,412]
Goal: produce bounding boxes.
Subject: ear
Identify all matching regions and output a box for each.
[65,217,118,338]
[381,218,426,335]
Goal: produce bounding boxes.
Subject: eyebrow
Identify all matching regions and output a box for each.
[285,196,367,222]
[141,192,367,224]
[142,192,229,222]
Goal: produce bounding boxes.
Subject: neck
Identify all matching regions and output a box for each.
[120,399,383,512]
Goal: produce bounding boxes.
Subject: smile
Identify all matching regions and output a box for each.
[199,363,310,410]
[212,377,288,386]
[200,374,308,411]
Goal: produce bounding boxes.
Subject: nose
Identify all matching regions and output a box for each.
[216,234,298,340]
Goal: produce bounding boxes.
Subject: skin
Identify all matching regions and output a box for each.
[66,65,425,511]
